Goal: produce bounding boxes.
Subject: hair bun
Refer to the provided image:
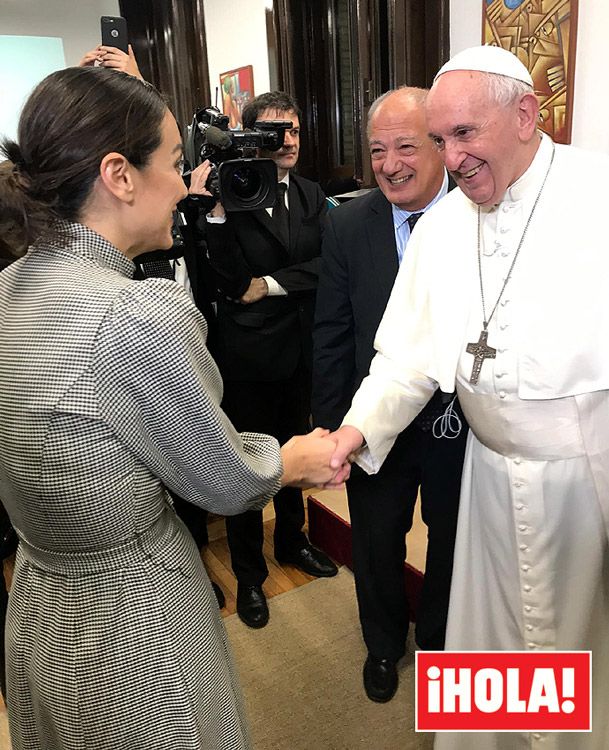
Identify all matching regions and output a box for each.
[2,140,26,170]
[1,141,38,257]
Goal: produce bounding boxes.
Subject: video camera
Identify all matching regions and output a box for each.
[183,106,292,212]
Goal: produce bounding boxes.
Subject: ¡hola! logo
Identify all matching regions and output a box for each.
[416,651,591,732]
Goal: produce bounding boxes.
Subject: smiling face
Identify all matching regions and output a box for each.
[258,107,300,180]
[368,90,445,212]
[426,70,540,206]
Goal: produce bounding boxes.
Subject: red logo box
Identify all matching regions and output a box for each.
[416,651,591,732]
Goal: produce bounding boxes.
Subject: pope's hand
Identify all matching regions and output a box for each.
[328,425,365,472]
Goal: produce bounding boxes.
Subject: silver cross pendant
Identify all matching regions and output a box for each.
[466,329,496,385]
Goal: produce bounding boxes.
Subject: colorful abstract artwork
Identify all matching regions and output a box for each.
[483,0,578,143]
[219,66,255,130]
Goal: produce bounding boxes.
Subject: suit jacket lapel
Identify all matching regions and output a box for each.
[250,206,288,249]
[249,185,296,252]
[366,190,398,299]
[287,177,304,254]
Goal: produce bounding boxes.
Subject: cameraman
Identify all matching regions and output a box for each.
[195,92,337,629]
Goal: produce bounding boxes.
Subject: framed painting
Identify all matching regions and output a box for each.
[219,65,255,130]
[483,0,578,144]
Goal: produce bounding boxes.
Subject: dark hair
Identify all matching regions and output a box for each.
[241,91,301,131]
[0,66,167,256]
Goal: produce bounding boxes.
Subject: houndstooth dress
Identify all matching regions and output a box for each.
[0,222,283,750]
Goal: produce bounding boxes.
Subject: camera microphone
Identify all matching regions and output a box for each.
[203,125,232,150]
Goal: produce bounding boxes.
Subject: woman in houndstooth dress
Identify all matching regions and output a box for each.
[0,67,337,749]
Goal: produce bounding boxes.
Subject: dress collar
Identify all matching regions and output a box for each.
[37,221,135,279]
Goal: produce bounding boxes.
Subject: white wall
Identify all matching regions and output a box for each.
[0,0,120,66]
[204,0,271,111]
[0,0,120,139]
[449,0,609,153]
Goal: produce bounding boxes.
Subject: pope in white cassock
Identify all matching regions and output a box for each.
[330,46,609,750]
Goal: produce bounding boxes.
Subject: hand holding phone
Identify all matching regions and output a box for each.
[78,44,142,80]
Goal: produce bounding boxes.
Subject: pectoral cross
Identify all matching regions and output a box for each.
[466,329,496,385]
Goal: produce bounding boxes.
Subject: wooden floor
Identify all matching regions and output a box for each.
[203,515,319,618]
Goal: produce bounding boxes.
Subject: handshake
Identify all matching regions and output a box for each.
[280,426,365,489]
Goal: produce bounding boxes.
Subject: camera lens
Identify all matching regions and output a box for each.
[217,158,276,211]
[230,166,264,201]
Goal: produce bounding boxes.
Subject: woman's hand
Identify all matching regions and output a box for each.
[78,48,103,67]
[78,45,143,80]
[280,428,350,488]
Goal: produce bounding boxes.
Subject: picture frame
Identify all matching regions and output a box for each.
[482,0,578,144]
[219,65,255,130]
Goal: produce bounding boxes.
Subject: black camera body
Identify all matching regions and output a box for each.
[184,106,292,212]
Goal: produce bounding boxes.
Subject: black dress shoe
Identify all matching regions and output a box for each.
[236,584,269,629]
[363,655,398,703]
[275,543,338,578]
[211,581,226,610]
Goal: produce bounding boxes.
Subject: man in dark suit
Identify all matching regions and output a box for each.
[202,92,337,629]
[312,87,468,702]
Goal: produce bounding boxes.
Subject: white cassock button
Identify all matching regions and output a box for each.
[521,564,530,572]
[519,525,527,532]
[519,544,528,551]
[514,481,523,488]
[499,323,508,330]
[499,391,507,399]
[533,734,542,740]
[502,206,510,213]
[528,642,537,649]
[501,251,509,257]
[524,585,532,592]
[500,226,509,234]
[514,457,521,464]
[496,372,504,378]
[516,504,524,510]
[498,347,507,353]
[526,624,533,631]
[500,299,509,306]
[525,605,532,612]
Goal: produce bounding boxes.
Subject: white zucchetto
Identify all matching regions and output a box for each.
[434,45,534,86]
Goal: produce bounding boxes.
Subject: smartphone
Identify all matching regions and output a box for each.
[100,16,128,54]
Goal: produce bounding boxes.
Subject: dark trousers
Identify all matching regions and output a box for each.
[0,501,16,703]
[221,364,311,587]
[171,495,209,549]
[347,419,468,661]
